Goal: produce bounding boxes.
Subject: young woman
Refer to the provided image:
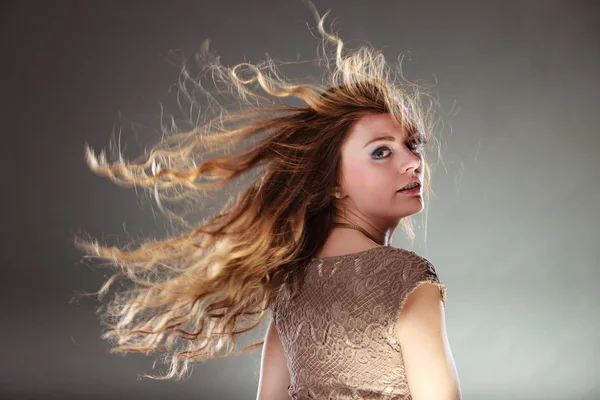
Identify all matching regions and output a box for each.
[75,5,461,400]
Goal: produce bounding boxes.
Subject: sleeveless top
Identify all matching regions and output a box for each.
[270,246,447,400]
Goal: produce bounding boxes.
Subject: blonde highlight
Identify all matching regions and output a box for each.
[73,4,442,381]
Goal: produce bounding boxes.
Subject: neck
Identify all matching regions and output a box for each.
[331,221,387,246]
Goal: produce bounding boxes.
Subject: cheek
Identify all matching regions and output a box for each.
[345,163,387,193]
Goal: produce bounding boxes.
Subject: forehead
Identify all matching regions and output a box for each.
[347,113,406,141]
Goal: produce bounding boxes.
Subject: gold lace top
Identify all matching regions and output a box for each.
[271,246,447,400]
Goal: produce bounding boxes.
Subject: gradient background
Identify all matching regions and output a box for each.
[1,0,599,399]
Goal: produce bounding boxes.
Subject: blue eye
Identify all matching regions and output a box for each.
[371,147,391,159]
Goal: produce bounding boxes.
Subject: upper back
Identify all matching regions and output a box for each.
[271,246,446,399]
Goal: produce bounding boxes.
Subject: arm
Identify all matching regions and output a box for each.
[395,283,462,400]
[256,317,292,400]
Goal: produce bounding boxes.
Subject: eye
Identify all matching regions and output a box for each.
[371,146,392,159]
[407,138,429,151]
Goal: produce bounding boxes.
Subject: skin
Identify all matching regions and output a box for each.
[318,112,461,399]
[257,112,462,400]
[318,112,424,255]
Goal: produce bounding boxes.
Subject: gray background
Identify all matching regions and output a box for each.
[1,0,599,399]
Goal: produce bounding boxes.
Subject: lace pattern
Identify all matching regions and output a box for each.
[271,246,446,400]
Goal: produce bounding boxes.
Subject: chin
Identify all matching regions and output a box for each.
[399,204,424,218]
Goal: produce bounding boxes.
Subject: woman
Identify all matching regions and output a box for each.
[75,5,461,400]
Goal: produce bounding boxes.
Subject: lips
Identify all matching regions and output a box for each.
[398,179,422,191]
[398,185,417,192]
[397,185,421,194]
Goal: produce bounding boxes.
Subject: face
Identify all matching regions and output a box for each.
[336,112,424,229]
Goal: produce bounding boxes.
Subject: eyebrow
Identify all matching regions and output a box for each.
[363,135,397,149]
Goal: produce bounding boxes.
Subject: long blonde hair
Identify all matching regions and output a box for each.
[74,5,441,381]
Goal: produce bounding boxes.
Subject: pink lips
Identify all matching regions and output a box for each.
[398,186,421,194]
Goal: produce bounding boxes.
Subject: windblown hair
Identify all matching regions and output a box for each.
[74,6,441,381]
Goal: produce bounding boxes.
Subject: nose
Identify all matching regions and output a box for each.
[398,148,422,173]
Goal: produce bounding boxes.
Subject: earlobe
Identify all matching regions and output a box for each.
[333,186,343,198]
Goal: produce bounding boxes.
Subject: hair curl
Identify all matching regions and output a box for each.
[73,4,441,381]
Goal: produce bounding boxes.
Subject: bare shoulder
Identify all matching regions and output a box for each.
[389,250,461,399]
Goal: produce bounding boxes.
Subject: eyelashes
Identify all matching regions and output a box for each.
[371,147,392,159]
[371,140,428,159]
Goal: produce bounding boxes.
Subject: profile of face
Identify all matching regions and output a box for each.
[335,112,424,229]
